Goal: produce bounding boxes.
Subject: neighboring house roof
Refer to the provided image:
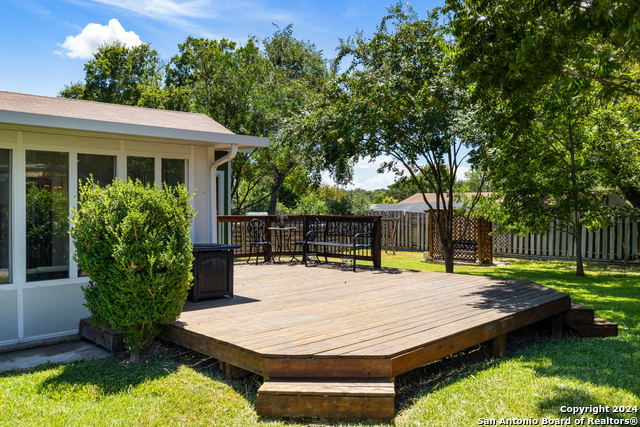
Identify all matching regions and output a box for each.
[371,192,630,214]
[400,192,493,204]
[0,91,269,148]
[371,192,493,213]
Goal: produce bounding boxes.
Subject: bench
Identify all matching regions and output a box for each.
[299,218,376,272]
[454,239,478,262]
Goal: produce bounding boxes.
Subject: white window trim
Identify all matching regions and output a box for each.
[10,142,194,289]
[3,136,196,342]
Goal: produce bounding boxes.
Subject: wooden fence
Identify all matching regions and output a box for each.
[366,210,640,262]
[493,219,639,262]
[366,211,431,251]
[217,215,382,267]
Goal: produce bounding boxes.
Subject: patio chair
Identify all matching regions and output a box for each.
[246,218,272,264]
[296,218,322,265]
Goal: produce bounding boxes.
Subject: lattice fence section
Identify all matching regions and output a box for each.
[431,216,479,262]
[492,231,513,254]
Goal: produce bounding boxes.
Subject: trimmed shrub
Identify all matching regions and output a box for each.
[70,178,196,359]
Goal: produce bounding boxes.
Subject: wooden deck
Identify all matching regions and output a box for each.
[159,263,570,419]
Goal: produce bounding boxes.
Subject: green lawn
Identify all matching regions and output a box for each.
[1,254,638,426]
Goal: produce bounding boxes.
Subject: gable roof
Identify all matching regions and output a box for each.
[400,192,493,204]
[0,91,269,148]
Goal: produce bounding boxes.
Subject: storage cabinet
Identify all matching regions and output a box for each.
[189,244,239,302]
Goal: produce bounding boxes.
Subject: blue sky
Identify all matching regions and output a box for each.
[0,0,465,190]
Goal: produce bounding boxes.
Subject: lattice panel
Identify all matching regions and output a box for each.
[431,215,479,262]
[492,231,512,254]
[478,218,493,264]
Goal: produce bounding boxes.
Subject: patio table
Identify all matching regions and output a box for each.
[267,226,298,262]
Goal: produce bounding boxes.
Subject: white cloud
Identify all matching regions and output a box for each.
[322,155,398,191]
[456,166,470,181]
[83,0,296,29]
[58,18,143,59]
[89,0,213,20]
[348,170,396,191]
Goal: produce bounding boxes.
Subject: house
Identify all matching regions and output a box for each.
[370,192,493,213]
[0,91,269,352]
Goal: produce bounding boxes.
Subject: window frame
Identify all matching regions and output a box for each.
[13,142,193,288]
[24,149,71,283]
[0,148,12,284]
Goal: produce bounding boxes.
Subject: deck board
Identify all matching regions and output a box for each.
[248,283,548,354]
[161,263,570,376]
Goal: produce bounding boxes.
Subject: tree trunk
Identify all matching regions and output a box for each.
[443,244,455,273]
[574,214,585,277]
[435,212,456,273]
[267,169,286,215]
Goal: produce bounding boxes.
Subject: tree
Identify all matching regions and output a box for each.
[588,95,640,208]
[484,82,605,276]
[446,0,640,208]
[166,36,274,136]
[299,3,489,273]
[59,41,161,106]
[260,25,329,214]
[168,28,330,215]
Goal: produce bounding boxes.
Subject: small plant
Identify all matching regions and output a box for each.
[70,178,196,361]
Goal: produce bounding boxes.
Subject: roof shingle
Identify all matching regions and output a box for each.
[0,90,233,135]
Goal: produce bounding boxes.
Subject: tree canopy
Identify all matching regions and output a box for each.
[296,3,490,272]
[446,0,640,209]
[446,0,640,100]
[60,41,161,106]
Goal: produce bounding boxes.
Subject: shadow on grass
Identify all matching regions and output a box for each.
[36,354,179,396]
[527,333,640,399]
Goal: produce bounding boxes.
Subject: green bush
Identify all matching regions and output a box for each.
[70,178,196,359]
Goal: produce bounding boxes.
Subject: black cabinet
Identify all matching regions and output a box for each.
[189,244,239,302]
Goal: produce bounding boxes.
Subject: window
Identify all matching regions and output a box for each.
[161,158,185,188]
[127,156,154,185]
[25,150,69,282]
[0,149,10,284]
[78,153,116,187]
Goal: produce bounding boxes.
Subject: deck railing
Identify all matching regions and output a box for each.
[217,215,382,267]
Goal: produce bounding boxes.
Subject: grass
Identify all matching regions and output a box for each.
[1,254,638,426]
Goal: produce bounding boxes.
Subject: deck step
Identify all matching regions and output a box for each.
[256,379,395,419]
[567,316,618,338]
[563,303,594,325]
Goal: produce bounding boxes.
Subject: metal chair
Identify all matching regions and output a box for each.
[246,219,272,264]
[299,218,323,266]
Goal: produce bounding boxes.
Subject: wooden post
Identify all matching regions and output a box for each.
[220,361,251,381]
[487,220,493,263]
[265,216,272,262]
[552,312,563,339]
[478,219,484,263]
[493,333,507,359]
[428,212,434,258]
[373,215,382,269]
